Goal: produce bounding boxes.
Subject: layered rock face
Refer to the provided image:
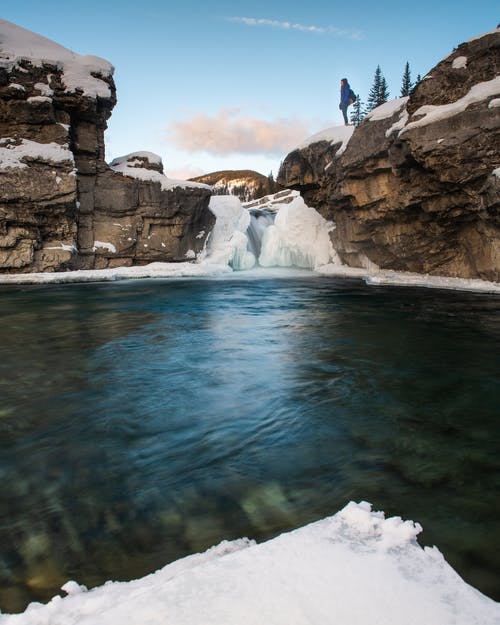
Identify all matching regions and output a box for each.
[278,28,500,280]
[0,19,213,273]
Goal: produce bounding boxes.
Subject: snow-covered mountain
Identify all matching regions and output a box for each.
[189,169,279,202]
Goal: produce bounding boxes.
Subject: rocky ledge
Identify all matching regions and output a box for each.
[0,19,213,273]
[278,28,500,281]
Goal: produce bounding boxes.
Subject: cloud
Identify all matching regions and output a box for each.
[226,16,362,39]
[168,108,312,156]
[165,164,206,180]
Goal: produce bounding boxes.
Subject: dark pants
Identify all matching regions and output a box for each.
[340,103,349,125]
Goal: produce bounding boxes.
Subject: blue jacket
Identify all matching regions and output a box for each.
[340,81,351,107]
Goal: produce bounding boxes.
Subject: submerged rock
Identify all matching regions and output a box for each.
[0,19,213,273]
[278,28,500,281]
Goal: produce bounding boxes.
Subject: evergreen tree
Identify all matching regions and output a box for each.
[401,61,412,97]
[366,65,389,111]
[267,171,276,194]
[380,76,390,104]
[349,96,366,126]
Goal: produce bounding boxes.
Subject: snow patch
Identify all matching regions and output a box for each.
[0,138,74,170]
[366,97,409,122]
[27,95,52,104]
[92,241,116,254]
[452,56,467,69]
[493,168,500,178]
[0,19,113,99]
[296,125,354,157]
[34,80,54,96]
[109,153,209,191]
[401,77,500,133]
[385,103,409,138]
[488,98,500,109]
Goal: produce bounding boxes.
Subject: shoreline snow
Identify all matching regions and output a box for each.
[0,262,498,295]
[1,502,498,624]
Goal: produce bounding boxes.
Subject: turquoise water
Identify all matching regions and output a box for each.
[0,274,499,612]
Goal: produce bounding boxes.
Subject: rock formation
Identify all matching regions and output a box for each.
[278,28,500,281]
[0,19,213,273]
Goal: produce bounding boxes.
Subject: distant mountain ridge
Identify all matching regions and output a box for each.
[189,169,279,202]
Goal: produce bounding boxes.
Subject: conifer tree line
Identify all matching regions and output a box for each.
[349,62,421,126]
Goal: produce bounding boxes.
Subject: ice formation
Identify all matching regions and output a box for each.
[1,502,498,624]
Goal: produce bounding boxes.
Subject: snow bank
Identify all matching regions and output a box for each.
[0,19,113,99]
[109,153,210,191]
[259,195,341,269]
[296,125,354,157]
[365,96,409,122]
[1,501,498,625]
[401,76,500,133]
[0,138,74,170]
[317,264,500,294]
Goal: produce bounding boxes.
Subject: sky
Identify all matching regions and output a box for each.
[2,1,499,179]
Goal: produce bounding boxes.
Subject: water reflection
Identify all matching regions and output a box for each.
[0,278,499,612]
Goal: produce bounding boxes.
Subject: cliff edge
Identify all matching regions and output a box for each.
[0,19,213,273]
[278,28,500,281]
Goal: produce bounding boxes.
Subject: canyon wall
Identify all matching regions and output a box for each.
[278,28,500,280]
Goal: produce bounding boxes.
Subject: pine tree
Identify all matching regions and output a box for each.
[401,61,412,97]
[366,65,389,111]
[349,96,366,126]
[267,171,276,194]
[380,76,390,104]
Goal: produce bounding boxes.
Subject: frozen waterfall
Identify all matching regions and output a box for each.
[204,191,342,272]
[246,209,276,259]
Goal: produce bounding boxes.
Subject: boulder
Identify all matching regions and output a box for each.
[278,28,500,280]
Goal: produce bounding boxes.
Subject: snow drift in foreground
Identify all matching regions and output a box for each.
[0,194,499,294]
[1,502,498,625]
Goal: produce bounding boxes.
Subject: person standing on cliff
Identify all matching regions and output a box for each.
[339,78,353,125]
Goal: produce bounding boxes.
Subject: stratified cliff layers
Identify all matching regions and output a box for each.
[0,19,213,273]
[278,28,500,280]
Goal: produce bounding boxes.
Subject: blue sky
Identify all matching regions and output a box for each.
[3,1,499,178]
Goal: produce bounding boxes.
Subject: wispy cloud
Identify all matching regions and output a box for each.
[226,16,362,39]
[168,108,312,156]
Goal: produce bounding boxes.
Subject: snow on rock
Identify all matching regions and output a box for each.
[0,502,498,625]
[452,56,468,69]
[297,125,354,157]
[0,261,233,285]
[92,241,116,254]
[401,76,500,133]
[259,195,341,270]
[0,18,113,99]
[366,97,409,122]
[494,167,500,178]
[317,264,500,294]
[109,152,210,192]
[489,98,500,109]
[0,138,74,170]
